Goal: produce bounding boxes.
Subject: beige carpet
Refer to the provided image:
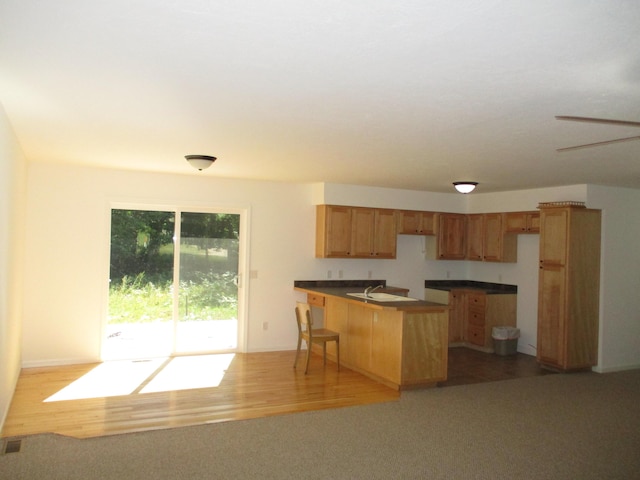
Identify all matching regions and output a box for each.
[2,369,639,479]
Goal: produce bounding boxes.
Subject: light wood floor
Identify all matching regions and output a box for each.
[1,351,399,439]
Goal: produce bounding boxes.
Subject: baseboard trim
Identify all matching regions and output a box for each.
[22,357,100,369]
[0,365,21,434]
[592,363,640,374]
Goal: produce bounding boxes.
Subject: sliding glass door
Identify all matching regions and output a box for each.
[176,212,239,353]
[104,208,241,360]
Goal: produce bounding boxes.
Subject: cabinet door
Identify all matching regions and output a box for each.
[538,264,566,367]
[419,212,436,235]
[316,205,352,257]
[540,209,568,266]
[482,213,504,261]
[437,213,466,260]
[350,207,375,257]
[373,209,397,258]
[398,210,421,234]
[466,214,484,261]
[448,291,465,343]
[505,211,540,234]
[527,212,541,233]
[398,211,436,235]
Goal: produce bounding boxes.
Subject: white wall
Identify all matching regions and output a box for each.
[22,165,318,365]
[20,169,640,373]
[587,185,640,372]
[0,103,27,428]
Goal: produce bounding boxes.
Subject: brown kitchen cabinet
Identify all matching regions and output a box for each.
[315,205,352,257]
[537,205,601,371]
[397,210,437,235]
[448,290,465,344]
[435,213,467,260]
[300,291,449,390]
[316,205,397,258]
[466,291,516,351]
[466,213,517,262]
[371,208,398,258]
[504,211,540,234]
[425,287,517,351]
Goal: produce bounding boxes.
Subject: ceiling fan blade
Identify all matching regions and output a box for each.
[555,116,640,128]
[557,135,640,152]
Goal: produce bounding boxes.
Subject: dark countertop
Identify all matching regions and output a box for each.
[294,279,389,289]
[294,280,448,310]
[424,280,517,295]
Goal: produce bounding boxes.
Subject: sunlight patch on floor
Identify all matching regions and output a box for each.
[44,358,167,402]
[141,354,235,393]
[43,354,236,402]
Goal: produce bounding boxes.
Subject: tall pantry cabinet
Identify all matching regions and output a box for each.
[537,205,601,371]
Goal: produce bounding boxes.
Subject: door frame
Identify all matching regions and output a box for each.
[102,200,250,359]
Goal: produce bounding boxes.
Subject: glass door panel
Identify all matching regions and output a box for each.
[176,212,240,353]
[105,209,175,360]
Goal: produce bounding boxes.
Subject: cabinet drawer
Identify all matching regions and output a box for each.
[467,307,485,326]
[467,325,485,346]
[467,293,486,308]
[307,294,325,307]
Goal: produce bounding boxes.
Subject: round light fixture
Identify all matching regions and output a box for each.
[453,182,478,194]
[185,154,217,171]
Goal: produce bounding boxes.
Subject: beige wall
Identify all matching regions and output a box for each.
[0,103,27,428]
[18,168,640,373]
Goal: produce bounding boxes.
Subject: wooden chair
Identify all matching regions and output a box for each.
[294,301,340,374]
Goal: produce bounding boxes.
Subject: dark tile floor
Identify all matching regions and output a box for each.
[441,347,555,387]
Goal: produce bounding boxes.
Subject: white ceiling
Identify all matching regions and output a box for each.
[1,0,639,193]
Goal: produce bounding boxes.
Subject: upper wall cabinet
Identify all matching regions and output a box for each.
[397,210,437,235]
[504,211,540,234]
[435,213,467,260]
[466,213,517,263]
[316,205,397,259]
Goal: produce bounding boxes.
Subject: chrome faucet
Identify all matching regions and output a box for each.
[364,284,384,298]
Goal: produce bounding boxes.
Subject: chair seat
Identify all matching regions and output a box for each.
[303,328,339,340]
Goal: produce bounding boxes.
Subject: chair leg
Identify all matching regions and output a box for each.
[323,342,327,365]
[293,335,302,369]
[336,338,340,372]
[304,341,311,375]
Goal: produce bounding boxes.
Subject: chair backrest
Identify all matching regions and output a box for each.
[295,302,313,332]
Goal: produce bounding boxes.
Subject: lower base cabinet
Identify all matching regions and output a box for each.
[323,297,448,389]
[425,288,517,352]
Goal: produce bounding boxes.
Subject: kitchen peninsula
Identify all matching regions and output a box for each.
[294,280,449,390]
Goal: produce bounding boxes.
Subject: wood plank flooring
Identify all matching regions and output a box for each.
[442,347,554,386]
[2,348,550,439]
[1,351,398,439]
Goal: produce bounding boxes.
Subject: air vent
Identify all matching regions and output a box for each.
[3,438,22,454]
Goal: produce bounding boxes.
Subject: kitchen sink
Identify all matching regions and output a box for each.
[346,292,419,302]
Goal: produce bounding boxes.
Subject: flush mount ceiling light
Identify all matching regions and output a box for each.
[185,154,217,171]
[453,182,478,194]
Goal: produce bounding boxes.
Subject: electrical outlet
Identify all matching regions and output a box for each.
[498,274,503,282]
[446,270,451,279]
[262,322,268,331]
[327,270,332,279]
[368,270,372,279]
[338,270,343,279]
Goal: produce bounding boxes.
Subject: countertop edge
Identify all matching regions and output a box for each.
[294,286,449,311]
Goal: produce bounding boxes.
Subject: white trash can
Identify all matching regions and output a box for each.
[491,326,520,356]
